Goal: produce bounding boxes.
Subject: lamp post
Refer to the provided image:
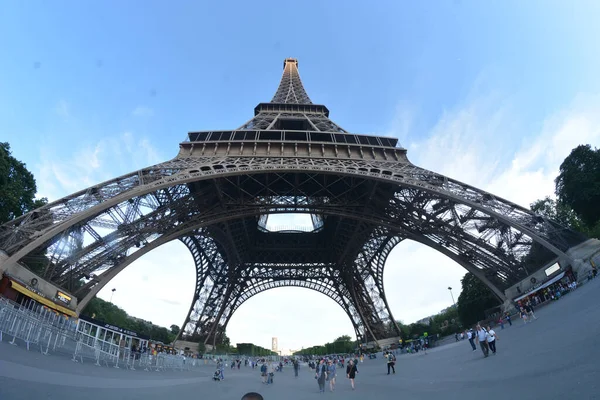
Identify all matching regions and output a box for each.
[448,286,456,308]
[110,288,116,303]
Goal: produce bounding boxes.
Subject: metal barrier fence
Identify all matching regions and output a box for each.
[72,326,194,371]
[0,297,76,354]
[137,352,192,371]
[1,296,198,373]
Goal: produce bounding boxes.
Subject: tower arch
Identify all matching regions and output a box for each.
[0,58,594,347]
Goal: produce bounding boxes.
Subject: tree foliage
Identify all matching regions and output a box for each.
[0,142,47,224]
[215,333,232,354]
[197,342,206,354]
[530,196,584,231]
[293,335,356,356]
[456,273,501,328]
[170,324,180,335]
[555,144,600,228]
[236,343,277,356]
[427,305,461,334]
[83,297,176,344]
[391,305,460,342]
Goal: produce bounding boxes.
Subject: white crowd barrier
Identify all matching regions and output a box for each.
[0,297,76,354]
[1,296,200,373]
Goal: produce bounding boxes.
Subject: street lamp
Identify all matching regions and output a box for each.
[110,288,116,303]
[448,286,456,308]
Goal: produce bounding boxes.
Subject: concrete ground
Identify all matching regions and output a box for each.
[1,278,599,400]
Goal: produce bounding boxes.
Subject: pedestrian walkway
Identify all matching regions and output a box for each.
[1,277,599,400]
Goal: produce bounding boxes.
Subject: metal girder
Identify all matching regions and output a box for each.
[271,58,312,104]
[0,164,587,341]
[0,58,590,346]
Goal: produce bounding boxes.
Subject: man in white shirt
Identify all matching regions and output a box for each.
[475,325,489,357]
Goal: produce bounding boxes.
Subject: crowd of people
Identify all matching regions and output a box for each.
[231,268,598,398]
[312,356,358,392]
[209,353,367,392]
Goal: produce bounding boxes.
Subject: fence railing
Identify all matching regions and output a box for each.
[0,297,76,354]
[1,296,200,373]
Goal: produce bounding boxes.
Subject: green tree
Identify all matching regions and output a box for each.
[170,324,180,335]
[215,333,232,353]
[236,343,276,356]
[82,296,177,343]
[430,306,461,334]
[407,323,429,338]
[0,142,47,224]
[530,197,584,231]
[555,144,600,228]
[335,335,351,342]
[456,273,501,327]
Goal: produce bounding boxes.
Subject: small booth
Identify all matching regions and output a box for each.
[0,274,77,318]
[513,264,576,306]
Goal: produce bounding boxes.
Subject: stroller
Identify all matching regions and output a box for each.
[213,369,222,381]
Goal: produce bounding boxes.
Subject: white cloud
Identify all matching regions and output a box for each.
[96,240,196,329]
[383,92,600,325]
[36,131,164,201]
[485,94,600,206]
[384,241,465,325]
[132,106,154,117]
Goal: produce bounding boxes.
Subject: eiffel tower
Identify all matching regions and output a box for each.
[0,58,596,347]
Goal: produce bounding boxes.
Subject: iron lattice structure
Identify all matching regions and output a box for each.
[0,58,587,346]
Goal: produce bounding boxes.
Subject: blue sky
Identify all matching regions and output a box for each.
[2,1,600,352]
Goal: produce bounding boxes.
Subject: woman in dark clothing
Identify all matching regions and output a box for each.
[315,359,327,393]
[346,359,358,390]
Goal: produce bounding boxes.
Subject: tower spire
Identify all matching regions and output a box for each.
[271,58,312,104]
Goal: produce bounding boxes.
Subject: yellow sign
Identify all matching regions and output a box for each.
[56,291,72,305]
[10,281,77,317]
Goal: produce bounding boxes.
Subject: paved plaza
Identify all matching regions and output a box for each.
[1,279,600,400]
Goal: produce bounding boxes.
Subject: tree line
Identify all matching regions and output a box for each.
[293,335,356,355]
[291,306,462,355]
[234,343,277,357]
[83,297,178,344]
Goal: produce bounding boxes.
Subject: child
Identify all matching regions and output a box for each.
[213,369,221,381]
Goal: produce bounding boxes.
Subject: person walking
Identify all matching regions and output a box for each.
[486,325,498,355]
[505,312,512,326]
[327,359,337,392]
[260,362,267,384]
[268,363,276,384]
[346,359,358,390]
[315,359,327,393]
[467,329,476,351]
[218,359,225,380]
[475,325,489,358]
[525,302,538,320]
[293,358,299,378]
[386,352,396,374]
[520,307,529,324]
